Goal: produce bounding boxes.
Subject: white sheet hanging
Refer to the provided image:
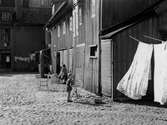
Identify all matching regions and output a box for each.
[154,43,167,105]
[117,42,153,100]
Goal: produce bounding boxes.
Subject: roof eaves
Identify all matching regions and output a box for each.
[45,1,67,28]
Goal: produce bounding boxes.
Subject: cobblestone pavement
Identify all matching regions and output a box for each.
[0,74,167,125]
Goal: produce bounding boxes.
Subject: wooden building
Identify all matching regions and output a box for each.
[46,0,101,94]
[0,0,51,72]
[100,0,167,102]
[0,0,15,71]
[46,0,73,75]
[46,0,167,102]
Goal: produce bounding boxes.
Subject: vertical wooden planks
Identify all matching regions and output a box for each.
[75,44,85,87]
[101,39,113,97]
[102,0,158,30]
[81,0,100,94]
[112,13,165,100]
[63,49,68,68]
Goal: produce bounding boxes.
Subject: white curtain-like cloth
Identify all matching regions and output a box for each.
[154,43,167,105]
[117,42,153,100]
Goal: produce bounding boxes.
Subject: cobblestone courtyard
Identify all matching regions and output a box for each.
[0,74,166,125]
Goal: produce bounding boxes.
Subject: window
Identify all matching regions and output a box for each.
[41,0,44,6]
[76,5,79,36]
[90,45,97,58]
[63,22,66,35]
[72,0,79,36]
[52,4,55,15]
[91,0,96,18]
[29,0,41,8]
[73,5,79,36]
[72,10,76,37]
[41,0,51,8]
[69,17,72,31]
[0,29,10,47]
[57,25,60,38]
[1,12,11,22]
[79,8,82,26]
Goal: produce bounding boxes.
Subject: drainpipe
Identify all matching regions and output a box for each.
[98,0,102,96]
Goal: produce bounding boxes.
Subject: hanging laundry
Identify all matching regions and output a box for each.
[154,43,167,105]
[117,42,153,100]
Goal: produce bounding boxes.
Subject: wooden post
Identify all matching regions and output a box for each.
[97,0,102,96]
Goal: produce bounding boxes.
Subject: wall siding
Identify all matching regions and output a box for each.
[102,0,159,30]
[112,15,164,101]
[82,0,99,94]
[101,40,113,97]
[50,12,73,73]
[75,45,85,87]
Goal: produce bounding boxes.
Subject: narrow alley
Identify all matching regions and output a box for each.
[0,74,166,125]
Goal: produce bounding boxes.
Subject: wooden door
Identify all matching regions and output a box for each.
[101,40,113,97]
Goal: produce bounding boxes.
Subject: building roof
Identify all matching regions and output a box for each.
[45,0,72,29]
[100,0,166,39]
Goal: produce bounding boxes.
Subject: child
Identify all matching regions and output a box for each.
[66,72,73,102]
[58,64,68,84]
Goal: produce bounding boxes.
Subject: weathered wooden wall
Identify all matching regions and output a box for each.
[73,1,85,87]
[75,45,85,87]
[112,13,165,100]
[102,0,159,30]
[50,11,73,73]
[49,0,99,93]
[50,28,56,73]
[81,0,100,94]
[101,39,113,97]
[99,0,167,100]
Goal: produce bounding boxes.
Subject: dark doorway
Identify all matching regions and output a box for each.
[56,52,60,74]
[0,53,11,69]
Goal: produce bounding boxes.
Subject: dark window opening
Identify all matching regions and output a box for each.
[90,45,97,58]
[0,28,10,47]
[0,12,11,22]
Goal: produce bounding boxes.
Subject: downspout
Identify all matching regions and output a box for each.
[98,0,102,96]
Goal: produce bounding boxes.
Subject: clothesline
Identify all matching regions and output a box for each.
[129,34,167,44]
[117,41,167,105]
[143,35,166,43]
[129,35,143,43]
[117,42,153,100]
